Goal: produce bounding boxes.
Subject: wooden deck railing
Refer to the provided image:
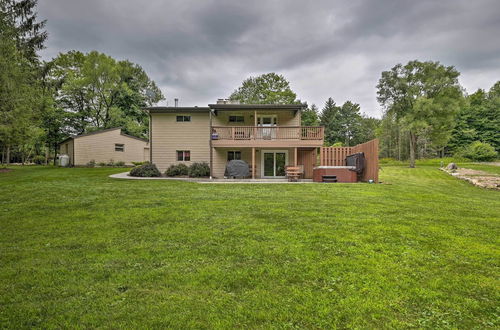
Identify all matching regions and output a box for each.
[211,126,324,141]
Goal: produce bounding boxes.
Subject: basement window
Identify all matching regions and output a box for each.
[177,150,190,161]
[227,151,241,161]
[176,115,191,122]
[115,144,125,152]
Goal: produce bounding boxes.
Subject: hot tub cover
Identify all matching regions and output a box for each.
[224,160,250,178]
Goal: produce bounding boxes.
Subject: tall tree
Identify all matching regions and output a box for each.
[47,50,164,138]
[377,60,463,167]
[229,73,298,104]
[355,116,380,146]
[320,98,342,145]
[338,101,362,146]
[301,103,319,126]
[319,98,373,146]
[0,0,47,63]
[448,82,500,153]
[0,0,44,164]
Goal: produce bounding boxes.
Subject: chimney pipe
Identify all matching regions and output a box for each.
[174,98,179,107]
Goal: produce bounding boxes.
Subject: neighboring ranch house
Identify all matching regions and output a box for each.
[145,101,325,179]
[59,127,149,166]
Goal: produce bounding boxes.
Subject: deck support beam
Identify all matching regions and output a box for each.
[209,110,213,179]
[252,147,255,179]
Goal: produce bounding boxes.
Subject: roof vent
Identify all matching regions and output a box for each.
[174,98,179,107]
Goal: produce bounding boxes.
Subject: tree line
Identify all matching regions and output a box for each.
[229,70,499,167]
[1,1,498,167]
[0,0,163,165]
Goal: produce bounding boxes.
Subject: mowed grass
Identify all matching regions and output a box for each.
[0,166,498,328]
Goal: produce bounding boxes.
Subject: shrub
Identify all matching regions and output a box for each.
[165,163,189,177]
[32,155,46,165]
[97,162,107,167]
[87,159,96,167]
[132,161,145,166]
[114,161,125,167]
[188,162,210,177]
[129,163,161,177]
[107,159,115,166]
[456,141,497,162]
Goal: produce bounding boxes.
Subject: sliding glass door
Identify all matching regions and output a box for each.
[262,150,287,178]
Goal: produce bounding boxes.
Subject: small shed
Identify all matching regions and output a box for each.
[59,127,149,166]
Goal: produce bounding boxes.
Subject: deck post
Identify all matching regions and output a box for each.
[209,110,213,179]
[294,147,297,166]
[252,147,255,179]
[254,110,257,140]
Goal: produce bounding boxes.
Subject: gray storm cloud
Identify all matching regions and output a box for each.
[39,0,500,117]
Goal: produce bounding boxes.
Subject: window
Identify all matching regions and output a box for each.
[257,115,277,125]
[228,115,244,123]
[115,144,125,152]
[177,150,190,161]
[176,115,191,122]
[227,151,241,161]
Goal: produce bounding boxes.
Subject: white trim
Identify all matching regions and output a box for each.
[257,114,278,126]
[261,150,288,178]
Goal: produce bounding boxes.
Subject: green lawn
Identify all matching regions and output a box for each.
[1,166,498,328]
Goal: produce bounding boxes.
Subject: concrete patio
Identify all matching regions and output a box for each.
[109,171,315,183]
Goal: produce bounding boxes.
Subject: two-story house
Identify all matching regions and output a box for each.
[145,100,324,179]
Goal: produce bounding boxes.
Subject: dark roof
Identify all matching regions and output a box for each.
[58,127,148,145]
[144,106,210,113]
[208,103,306,111]
[144,104,306,113]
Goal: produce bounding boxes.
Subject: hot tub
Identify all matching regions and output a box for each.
[313,166,357,183]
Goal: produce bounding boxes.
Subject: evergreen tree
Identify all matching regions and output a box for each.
[320,98,342,145]
[0,1,43,164]
[301,103,319,126]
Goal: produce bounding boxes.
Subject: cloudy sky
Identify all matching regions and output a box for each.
[38,0,500,117]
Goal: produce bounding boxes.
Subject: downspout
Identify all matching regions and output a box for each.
[209,109,213,179]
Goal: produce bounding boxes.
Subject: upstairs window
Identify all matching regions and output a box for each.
[115,144,125,152]
[176,115,191,122]
[227,151,241,161]
[228,115,244,123]
[177,150,190,161]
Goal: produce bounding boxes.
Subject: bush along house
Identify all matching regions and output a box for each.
[144,99,378,182]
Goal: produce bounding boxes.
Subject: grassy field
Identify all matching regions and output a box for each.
[0,165,499,328]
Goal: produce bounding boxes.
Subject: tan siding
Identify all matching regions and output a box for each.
[73,129,148,165]
[151,113,210,172]
[212,148,253,178]
[212,110,299,126]
[213,147,296,178]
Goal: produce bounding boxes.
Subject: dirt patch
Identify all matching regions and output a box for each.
[442,167,500,190]
[0,168,12,173]
[480,162,500,167]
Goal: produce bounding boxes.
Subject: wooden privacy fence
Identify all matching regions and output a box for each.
[320,147,353,166]
[319,139,379,182]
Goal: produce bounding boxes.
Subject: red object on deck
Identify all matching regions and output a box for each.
[313,167,357,183]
